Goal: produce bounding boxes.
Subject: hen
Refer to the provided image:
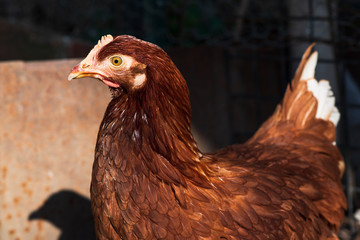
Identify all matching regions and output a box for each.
[68,35,346,240]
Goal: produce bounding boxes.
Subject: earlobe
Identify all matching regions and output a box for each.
[133,73,146,87]
[132,62,147,88]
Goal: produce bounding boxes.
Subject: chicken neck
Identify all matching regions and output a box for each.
[96,73,213,188]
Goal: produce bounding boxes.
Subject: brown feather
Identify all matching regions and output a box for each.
[70,36,346,240]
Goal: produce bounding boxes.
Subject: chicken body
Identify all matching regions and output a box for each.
[69,35,346,240]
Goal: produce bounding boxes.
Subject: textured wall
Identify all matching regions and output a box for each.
[0,59,110,240]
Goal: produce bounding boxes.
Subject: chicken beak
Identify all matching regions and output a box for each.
[68,64,121,88]
[68,65,96,81]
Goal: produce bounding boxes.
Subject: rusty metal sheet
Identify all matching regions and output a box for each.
[0,59,110,240]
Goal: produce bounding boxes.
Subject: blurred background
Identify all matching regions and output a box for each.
[0,0,360,239]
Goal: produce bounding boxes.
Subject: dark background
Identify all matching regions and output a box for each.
[1,0,360,239]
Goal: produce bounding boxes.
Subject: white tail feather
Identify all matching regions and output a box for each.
[300,51,318,80]
[300,51,340,126]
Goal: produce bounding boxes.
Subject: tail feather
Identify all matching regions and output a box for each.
[300,50,318,81]
[307,79,340,126]
[299,49,340,126]
[292,42,316,84]
[250,44,340,144]
[283,44,339,127]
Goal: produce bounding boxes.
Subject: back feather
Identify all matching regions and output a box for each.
[245,44,346,236]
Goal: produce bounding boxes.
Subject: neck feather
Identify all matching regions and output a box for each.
[98,70,212,187]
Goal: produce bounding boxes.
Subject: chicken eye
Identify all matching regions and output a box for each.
[111,56,123,66]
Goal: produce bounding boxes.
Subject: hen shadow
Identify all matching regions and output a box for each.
[29,189,96,240]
